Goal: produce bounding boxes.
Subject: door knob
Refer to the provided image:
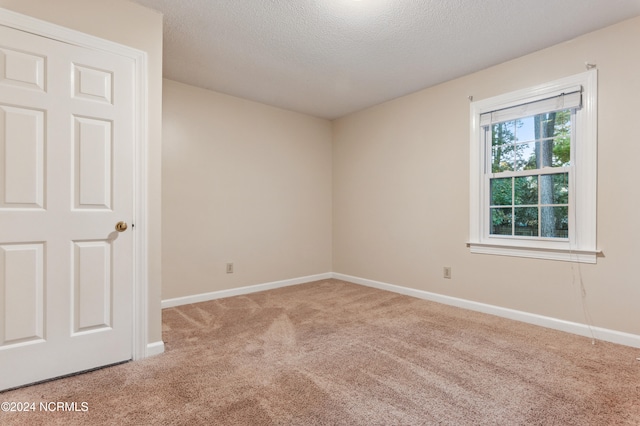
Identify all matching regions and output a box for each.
[115,221,128,232]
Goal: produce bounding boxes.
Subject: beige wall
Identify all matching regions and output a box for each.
[0,0,164,344]
[333,16,640,336]
[162,80,333,299]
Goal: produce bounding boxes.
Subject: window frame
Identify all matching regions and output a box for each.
[469,71,598,263]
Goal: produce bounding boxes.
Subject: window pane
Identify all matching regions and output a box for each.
[540,206,568,238]
[553,109,571,167]
[493,121,515,141]
[537,138,555,168]
[491,146,514,172]
[490,178,512,206]
[514,176,538,205]
[536,113,557,138]
[516,116,535,142]
[514,207,538,236]
[540,173,569,205]
[553,173,569,204]
[552,137,571,167]
[517,141,539,171]
[490,208,512,235]
[491,121,516,172]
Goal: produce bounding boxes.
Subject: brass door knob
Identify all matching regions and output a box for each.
[115,221,128,232]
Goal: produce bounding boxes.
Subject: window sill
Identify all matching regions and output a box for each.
[468,242,600,263]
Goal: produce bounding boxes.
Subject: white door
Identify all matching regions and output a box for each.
[0,24,135,390]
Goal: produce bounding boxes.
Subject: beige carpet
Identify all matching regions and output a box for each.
[1,279,639,425]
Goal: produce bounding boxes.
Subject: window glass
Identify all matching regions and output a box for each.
[490,208,512,236]
[514,176,537,205]
[490,178,512,205]
[488,110,572,239]
[514,207,538,237]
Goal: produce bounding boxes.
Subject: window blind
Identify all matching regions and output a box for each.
[480,86,582,127]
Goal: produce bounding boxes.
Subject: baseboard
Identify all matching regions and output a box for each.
[160,271,640,348]
[146,340,165,357]
[161,272,333,309]
[332,273,640,349]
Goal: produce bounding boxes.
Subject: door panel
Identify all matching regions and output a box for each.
[0,46,45,91]
[72,240,112,333]
[0,243,44,346]
[0,24,134,391]
[0,105,44,208]
[73,64,112,104]
[74,116,112,209]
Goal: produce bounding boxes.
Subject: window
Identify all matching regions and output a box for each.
[469,71,598,263]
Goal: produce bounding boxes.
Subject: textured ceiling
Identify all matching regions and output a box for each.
[131,0,640,119]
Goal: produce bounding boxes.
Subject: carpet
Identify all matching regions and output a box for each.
[1,279,639,425]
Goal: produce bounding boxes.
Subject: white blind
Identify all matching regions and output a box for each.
[480,86,582,127]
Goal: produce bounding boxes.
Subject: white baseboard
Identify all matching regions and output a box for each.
[146,340,165,357]
[160,271,640,349]
[332,273,640,349]
[161,272,333,309]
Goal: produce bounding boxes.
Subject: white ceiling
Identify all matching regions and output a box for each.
[131,0,640,120]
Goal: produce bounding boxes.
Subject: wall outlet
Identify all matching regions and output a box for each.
[226,263,234,274]
[443,266,451,279]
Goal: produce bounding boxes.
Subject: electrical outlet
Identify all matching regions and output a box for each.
[226,263,234,274]
[443,266,451,279]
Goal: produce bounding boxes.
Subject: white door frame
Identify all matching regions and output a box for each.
[0,8,150,360]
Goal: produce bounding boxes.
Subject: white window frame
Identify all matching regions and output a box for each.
[469,70,598,263]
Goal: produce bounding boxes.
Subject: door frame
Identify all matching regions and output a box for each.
[0,8,150,360]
